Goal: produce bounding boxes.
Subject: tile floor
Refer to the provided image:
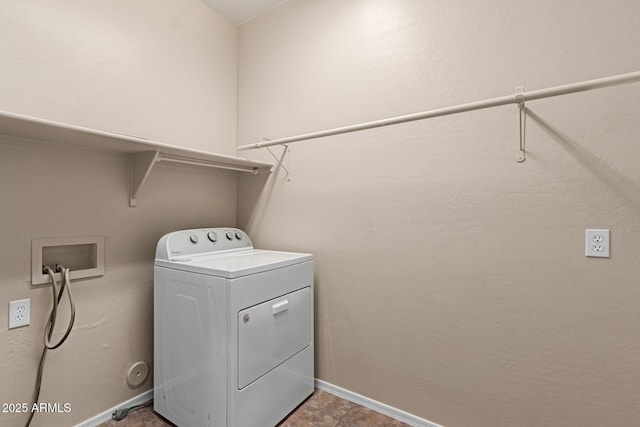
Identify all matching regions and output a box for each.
[97,389,410,427]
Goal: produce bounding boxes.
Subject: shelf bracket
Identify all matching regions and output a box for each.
[515,86,526,163]
[130,150,160,207]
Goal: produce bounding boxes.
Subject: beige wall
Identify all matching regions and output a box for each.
[0,1,238,426]
[2,1,639,426]
[0,0,237,154]
[237,1,640,426]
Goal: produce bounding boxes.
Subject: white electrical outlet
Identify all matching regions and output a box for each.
[9,299,31,329]
[585,229,610,258]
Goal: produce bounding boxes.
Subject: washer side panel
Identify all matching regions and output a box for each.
[154,266,227,427]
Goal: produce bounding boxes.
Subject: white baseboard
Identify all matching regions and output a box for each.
[74,389,153,427]
[314,379,443,427]
[75,382,440,427]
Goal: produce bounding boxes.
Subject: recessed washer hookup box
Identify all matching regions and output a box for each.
[31,236,105,285]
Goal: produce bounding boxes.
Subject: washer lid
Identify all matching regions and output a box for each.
[155,249,312,278]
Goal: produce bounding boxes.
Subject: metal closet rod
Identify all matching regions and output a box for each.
[237,70,640,151]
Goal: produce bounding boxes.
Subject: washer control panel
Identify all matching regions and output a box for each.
[156,228,253,260]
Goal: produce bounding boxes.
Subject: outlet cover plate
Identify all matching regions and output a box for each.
[9,299,31,329]
[586,229,610,258]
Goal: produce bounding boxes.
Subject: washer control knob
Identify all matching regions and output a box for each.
[226,232,233,241]
[235,232,242,240]
[189,234,198,244]
[207,231,217,242]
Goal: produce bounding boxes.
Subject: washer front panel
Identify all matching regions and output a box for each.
[238,287,311,389]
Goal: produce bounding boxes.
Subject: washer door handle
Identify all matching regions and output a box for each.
[272,300,289,315]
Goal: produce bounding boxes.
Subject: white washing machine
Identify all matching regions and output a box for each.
[153,228,314,427]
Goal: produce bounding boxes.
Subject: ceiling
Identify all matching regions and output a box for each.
[200,0,287,25]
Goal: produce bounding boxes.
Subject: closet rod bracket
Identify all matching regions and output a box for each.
[515,86,526,163]
[262,138,291,181]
